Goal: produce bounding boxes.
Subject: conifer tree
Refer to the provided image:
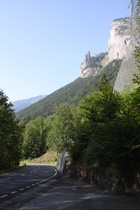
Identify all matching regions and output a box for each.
[0,90,22,169]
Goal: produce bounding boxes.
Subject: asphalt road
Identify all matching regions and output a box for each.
[0,165,140,210]
[18,176,140,210]
[0,163,58,207]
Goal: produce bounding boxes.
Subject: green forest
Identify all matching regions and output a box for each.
[0,46,140,190]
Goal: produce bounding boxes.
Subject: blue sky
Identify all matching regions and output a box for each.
[0,0,131,102]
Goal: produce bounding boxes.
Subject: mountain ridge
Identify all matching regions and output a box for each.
[16,59,122,122]
[13,95,46,112]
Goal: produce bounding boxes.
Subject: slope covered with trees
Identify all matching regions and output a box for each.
[16,59,122,122]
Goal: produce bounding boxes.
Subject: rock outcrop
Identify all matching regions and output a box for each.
[108,18,132,63]
[79,17,139,92]
[108,18,138,92]
[114,52,137,92]
[79,52,107,78]
[78,51,92,78]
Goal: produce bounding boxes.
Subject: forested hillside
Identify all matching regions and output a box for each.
[16,59,122,122]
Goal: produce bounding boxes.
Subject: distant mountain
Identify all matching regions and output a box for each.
[13,95,47,112]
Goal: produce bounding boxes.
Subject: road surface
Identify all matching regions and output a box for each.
[0,164,140,210]
[18,176,140,210]
[0,163,58,209]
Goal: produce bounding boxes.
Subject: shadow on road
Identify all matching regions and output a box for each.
[18,176,140,210]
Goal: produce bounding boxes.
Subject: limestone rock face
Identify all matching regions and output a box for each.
[79,52,107,78]
[79,18,132,79]
[114,53,137,92]
[78,17,139,92]
[108,18,132,63]
[108,17,139,92]
[79,51,92,78]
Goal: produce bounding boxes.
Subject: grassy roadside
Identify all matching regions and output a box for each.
[21,151,59,166]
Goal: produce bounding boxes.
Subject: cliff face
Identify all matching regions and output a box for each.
[78,51,93,78]
[79,17,139,92]
[79,52,107,78]
[108,18,131,62]
[108,18,138,92]
[113,52,137,92]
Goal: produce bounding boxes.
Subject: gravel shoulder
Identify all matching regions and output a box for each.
[17,175,140,210]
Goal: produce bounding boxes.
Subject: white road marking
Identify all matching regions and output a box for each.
[0,194,8,198]
[26,186,31,189]
[11,191,17,194]
[46,168,58,180]
[0,178,10,182]
[19,188,25,191]
[0,166,58,201]
[36,182,40,184]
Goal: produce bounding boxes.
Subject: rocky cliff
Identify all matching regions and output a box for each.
[109,18,138,92]
[79,17,139,92]
[78,52,107,78]
[108,18,131,62]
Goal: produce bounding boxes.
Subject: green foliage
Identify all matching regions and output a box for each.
[133,46,140,84]
[79,75,121,125]
[47,104,75,153]
[22,116,47,159]
[70,75,140,182]
[0,90,22,170]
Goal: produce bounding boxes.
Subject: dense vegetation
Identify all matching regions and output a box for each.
[0,91,23,170]
[70,74,140,183]
[16,59,122,122]
[22,116,46,159]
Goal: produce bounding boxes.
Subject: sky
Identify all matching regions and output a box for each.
[0,0,131,102]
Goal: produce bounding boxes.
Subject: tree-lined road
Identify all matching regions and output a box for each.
[0,164,57,204]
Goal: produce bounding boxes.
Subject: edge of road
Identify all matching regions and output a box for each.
[0,166,60,210]
[0,151,68,209]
